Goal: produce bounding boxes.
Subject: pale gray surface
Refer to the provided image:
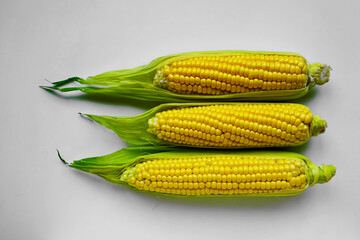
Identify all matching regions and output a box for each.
[1,0,359,239]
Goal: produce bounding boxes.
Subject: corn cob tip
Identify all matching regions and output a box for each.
[312,164,336,185]
[310,115,327,136]
[322,164,336,183]
[308,63,331,88]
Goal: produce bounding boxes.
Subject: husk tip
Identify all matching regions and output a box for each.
[39,85,57,91]
[78,112,93,120]
[57,149,69,165]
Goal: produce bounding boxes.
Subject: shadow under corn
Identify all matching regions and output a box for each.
[277,141,311,154]
[287,88,319,105]
[139,190,311,210]
[68,165,311,210]
[79,94,160,110]
[40,87,160,110]
[40,84,321,111]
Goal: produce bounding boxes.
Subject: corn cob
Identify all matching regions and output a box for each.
[62,147,335,197]
[155,54,312,94]
[41,50,331,102]
[82,102,327,148]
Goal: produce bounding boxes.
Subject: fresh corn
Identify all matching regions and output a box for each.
[41,50,331,102]
[63,147,336,197]
[82,102,327,148]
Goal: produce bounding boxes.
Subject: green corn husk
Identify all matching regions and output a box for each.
[40,50,331,102]
[81,102,327,149]
[61,146,336,197]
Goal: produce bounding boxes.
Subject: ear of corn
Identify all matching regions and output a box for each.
[62,147,335,197]
[41,50,331,102]
[82,102,327,148]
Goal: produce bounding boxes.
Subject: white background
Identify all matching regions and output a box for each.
[1,0,359,239]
